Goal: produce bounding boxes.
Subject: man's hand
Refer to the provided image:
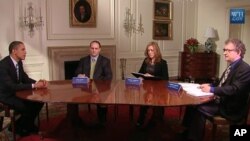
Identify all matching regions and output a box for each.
[78,74,86,78]
[34,79,47,88]
[200,83,211,93]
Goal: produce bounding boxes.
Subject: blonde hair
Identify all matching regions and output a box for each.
[144,42,162,64]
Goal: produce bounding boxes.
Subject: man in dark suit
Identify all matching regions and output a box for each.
[0,41,47,136]
[75,40,112,125]
[180,38,250,141]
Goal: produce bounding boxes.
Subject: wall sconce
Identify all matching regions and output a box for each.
[204,27,217,53]
[123,8,144,35]
[20,2,43,37]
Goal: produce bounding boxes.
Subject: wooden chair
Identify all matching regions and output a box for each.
[207,95,250,141]
[0,102,19,141]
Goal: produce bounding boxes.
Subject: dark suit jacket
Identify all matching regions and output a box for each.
[138,58,169,80]
[75,12,90,23]
[75,55,112,80]
[0,56,35,100]
[214,59,250,122]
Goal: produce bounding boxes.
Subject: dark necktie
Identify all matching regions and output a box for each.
[219,65,231,86]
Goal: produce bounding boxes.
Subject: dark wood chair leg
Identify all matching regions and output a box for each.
[114,105,118,121]
[11,115,16,141]
[129,106,134,121]
[88,104,91,113]
[179,106,183,120]
[212,123,217,141]
[46,103,49,122]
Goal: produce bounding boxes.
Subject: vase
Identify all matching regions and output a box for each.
[188,46,198,54]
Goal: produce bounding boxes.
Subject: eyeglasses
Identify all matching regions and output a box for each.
[223,49,236,52]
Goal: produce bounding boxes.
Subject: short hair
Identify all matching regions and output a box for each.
[9,41,24,54]
[90,40,101,48]
[144,41,162,63]
[225,38,246,58]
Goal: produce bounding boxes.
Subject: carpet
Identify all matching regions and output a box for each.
[3,104,234,141]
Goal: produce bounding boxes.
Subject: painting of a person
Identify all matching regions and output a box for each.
[74,1,91,23]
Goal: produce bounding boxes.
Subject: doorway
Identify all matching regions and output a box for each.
[229,9,250,63]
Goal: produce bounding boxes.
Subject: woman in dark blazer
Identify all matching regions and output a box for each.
[136,41,169,128]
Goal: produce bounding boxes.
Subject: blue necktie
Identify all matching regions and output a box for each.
[16,64,19,81]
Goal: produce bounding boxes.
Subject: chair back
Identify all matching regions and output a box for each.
[242,92,250,125]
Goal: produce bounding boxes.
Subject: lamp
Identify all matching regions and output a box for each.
[204,27,216,53]
[123,8,144,36]
[20,2,43,37]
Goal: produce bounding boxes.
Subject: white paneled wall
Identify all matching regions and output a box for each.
[47,0,114,40]
[0,0,199,80]
[116,0,197,79]
[13,0,46,81]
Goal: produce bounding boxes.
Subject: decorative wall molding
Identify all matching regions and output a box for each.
[47,0,115,40]
[23,62,45,80]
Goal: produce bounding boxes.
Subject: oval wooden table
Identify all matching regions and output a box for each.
[16,80,213,139]
[16,80,210,106]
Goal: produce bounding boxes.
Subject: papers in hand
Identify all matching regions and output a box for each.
[131,72,161,80]
[178,83,214,97]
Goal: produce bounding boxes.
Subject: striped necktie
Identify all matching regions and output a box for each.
[16,63,19,81]
[219,65,231,86]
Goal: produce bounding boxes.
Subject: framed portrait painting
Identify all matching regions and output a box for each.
[70,0,97,27]
[154,0,173,20]
[153,20,173,40]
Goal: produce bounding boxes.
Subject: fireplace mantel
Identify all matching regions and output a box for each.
[48,46,116,80]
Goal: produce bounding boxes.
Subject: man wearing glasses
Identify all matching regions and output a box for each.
[179,38,250,141]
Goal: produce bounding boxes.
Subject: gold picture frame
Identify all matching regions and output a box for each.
[153,20,173,40]
[70,0,97,27]
[154,0,173,20]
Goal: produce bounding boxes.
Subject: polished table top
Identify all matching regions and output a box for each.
[16,80,211,106]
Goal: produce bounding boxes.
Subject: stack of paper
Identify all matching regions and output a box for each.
[178,83,214,97]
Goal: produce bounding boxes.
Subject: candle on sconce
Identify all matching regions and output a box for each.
[139,14,142,24]
[21,2,44,37]
[39,7,41,17]
[24,6,26,17]
[123,8,144,35]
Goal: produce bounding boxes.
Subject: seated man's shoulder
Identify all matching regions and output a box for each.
[240,61,250,71]
[80,55,90,60]
[100,55,110,61]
